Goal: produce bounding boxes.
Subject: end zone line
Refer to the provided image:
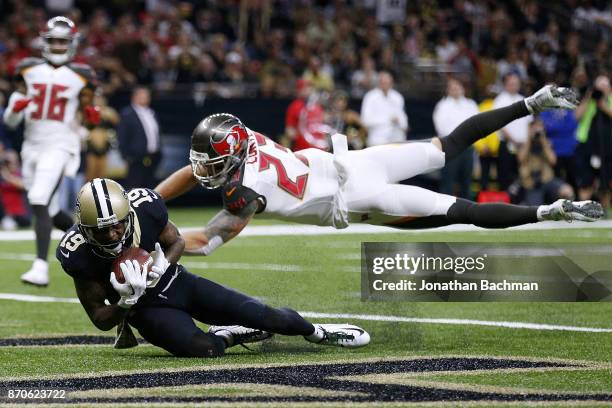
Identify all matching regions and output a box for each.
[0,292,609,333]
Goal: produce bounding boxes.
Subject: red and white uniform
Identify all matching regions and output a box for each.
[3,58,95,214]
[223,129,456,228]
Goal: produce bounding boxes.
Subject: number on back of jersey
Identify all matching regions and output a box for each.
[127,188,159,208]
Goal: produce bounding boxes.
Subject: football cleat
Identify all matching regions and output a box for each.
[305,324,370,348]
[539,199,604,222]
[524,85,579,114]
[20,259,49,287]
[208,325,273,348]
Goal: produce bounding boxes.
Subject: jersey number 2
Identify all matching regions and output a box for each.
[255,134,308,199]
[30,83,68,121]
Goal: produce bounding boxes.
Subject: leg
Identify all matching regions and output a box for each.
[349,142,446,184]
[21,150,70,286]
[184,272,314,336]
[458,147,474,199]
[349,183,570,229]
[497,141,516,191]
[128,307,226,357]
[433,85,579,163]
[436,101,529,162]
[52,210,74,231]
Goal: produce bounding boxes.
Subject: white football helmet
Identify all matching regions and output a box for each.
[40,16,79,66]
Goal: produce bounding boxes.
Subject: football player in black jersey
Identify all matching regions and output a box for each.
[56,178,369,357]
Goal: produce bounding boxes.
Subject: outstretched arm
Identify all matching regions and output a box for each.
[184,200,258,256]
[74,278,127,331]
[155,164,198,201]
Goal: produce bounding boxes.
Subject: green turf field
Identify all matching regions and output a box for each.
[0,207,610,406]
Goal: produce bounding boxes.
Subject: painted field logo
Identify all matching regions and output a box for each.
[0,356,610,404]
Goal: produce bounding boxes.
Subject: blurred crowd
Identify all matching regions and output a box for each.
[0,0,611,228]
[0,0,609,97]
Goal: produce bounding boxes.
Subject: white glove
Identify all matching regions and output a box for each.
[110,260,147,308]
[147,242,170,288]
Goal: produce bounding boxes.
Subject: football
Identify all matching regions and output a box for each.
[111,247,153,284]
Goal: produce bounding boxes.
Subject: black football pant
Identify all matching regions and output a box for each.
[127,266,314,357]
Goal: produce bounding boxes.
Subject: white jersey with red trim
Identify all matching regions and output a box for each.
[18,60,90,154]
[240,129,341,226]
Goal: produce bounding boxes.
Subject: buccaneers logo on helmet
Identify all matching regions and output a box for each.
[211,125,248,156]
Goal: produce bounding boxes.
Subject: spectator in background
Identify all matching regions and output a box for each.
[302,56,334,93]
[497,48,528,85]
[86,94,119,181]
[435,33,458,65]
[433,77,479,199]
[118,86,161,189]
[360,71,408,147]
[540,108,578,191]
[517,119,573,206]
[575,74,612,209]
[326,90,366,150]
[0,150,29,229]
[350,55,378,98]
[168,31,201,84]
[259,45,295,98]
[285,79,329,151]
[493,73,531,191]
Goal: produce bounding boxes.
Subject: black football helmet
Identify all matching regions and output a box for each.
[190,113,249,189]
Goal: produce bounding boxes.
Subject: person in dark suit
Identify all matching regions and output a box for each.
[118,86,161,189]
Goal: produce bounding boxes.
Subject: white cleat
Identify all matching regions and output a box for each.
[20,259,49,287]
[539,199,604,222]
[208,325,273,347]
[524,84,580,114]
[305,323,370,348]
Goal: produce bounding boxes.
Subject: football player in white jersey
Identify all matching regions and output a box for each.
[156,85,604,256]
[3,16,100,286]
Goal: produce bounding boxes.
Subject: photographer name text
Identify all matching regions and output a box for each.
[372,279,539,291]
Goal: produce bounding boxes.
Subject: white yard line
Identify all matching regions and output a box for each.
[0,253,316,273]
[0,292,609,333]
[0,293,80,303]
[299,312,612,333]
[0,220,611,241]
[182,261,305,272]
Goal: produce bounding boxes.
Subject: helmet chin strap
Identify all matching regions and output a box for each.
[103,242,123,256]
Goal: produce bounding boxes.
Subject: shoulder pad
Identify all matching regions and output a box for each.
[15,58,45,75]
[68,63,97,86]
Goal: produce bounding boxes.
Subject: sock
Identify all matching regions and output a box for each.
[440,101,529,162]
[447,199,538,229]
[32,205,52,260]
[304,324,324,342]
[536,204,553,221]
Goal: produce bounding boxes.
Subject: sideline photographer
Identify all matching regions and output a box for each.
[517,119,574,205]
[575,75,612,209]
